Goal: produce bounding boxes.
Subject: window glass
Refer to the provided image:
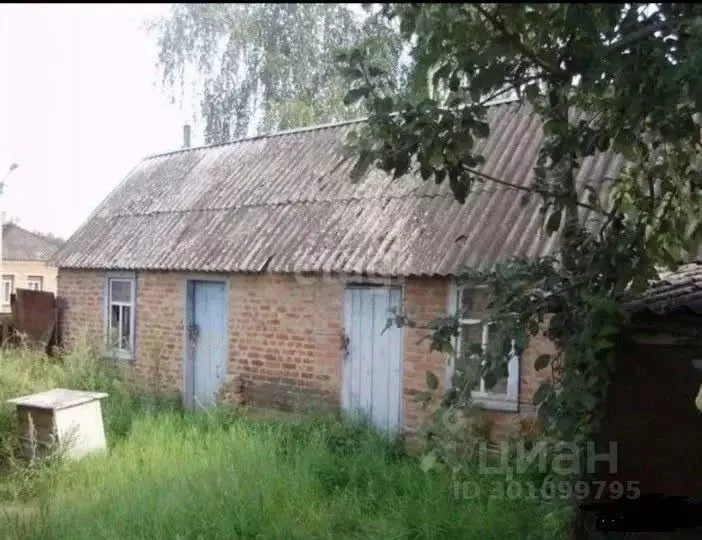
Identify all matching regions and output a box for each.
[110,279,131,303]
[456,287,514,399]
[106,276,135,357]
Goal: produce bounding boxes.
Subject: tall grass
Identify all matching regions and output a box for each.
[4,412,551,539]
[0,346,560,539]
[0,345,178,501]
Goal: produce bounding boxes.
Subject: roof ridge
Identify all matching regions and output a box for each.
[142,99,524,161]
[3,222,63,246]
[144,117,368,161]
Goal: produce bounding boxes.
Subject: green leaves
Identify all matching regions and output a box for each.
[482,371,498,391]
[343,87,371,106]
[473,121,490,139]
[449,173,470,204]
[597,324,620,338]
[431,63,453,87]
[426,370,440,391]
[594,338,614,353]
[580,391,598,411]
[337,2,702,481]
[534,354,551,371]
[419,450,438,473]
[545,209,562,234]
[524,83,541,102]
[533,381,553,406]
[428,147,444,169]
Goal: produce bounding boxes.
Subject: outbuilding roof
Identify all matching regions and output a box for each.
[52,101,626,276]
[625,264,702,315]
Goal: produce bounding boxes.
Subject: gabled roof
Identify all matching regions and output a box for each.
[3,223,63,262]
[52,101,626,276]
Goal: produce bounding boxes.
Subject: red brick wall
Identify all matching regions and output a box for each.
[222,273,343,411]
[57,269,554,437]
[58,270,343,407]
[134,272,184,392]
[403,277,451,431]
[57,270,183,394]
[519,331,555,407]
[57,270,103,350]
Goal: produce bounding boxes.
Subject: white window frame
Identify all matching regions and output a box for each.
[103,272,136,361]
[447,281,520,412]
[27,276,43,291]
[2,275,14,306]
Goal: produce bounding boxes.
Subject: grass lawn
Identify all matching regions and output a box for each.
[0,347,565,539]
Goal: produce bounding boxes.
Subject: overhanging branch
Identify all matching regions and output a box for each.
[461,165,614,217]
[606,19,670,53]
[474,5,567,78]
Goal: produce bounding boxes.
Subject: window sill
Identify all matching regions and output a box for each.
[103,349,134,363]
[471,393,519,413]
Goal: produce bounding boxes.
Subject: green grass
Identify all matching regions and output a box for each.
[0,344,179,501]
[0,346,563,539]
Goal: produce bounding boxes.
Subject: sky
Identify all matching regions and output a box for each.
[0,4,193,240]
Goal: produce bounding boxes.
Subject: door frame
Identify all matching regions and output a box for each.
[341,280,406,433]
[181,274,230,409]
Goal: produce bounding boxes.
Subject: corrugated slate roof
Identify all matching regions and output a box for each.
[52,102,626,276]
[3,223,63,262]
[625,264,702,315]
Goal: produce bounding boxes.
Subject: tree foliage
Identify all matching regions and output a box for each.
[148,3,403,143]
[339,2,702,478]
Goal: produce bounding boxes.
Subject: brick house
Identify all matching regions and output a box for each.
[52,101,626,437]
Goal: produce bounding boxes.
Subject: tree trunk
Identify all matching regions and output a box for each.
[548,86,580,274]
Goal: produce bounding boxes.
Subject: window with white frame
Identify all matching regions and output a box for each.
[2,275,14,305]
[27,276,43,291]
[104,274,136,359]
[449,283,520,411]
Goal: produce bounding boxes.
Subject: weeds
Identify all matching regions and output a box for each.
[0,344,178,502]
[0,345,558,539]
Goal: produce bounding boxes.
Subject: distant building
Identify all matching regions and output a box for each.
[1,222,63,313]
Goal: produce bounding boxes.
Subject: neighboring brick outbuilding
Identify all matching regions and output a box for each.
[52,100,622,437]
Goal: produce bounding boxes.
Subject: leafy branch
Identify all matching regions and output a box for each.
[473,4,567,79]
[338,3,702,523]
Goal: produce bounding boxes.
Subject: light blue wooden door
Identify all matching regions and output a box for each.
[343,286,403,434]
[185,280,228,409]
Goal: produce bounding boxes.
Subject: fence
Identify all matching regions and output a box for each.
[0,288,63,353]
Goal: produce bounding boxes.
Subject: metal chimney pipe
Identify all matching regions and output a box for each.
[183,125,191,149]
